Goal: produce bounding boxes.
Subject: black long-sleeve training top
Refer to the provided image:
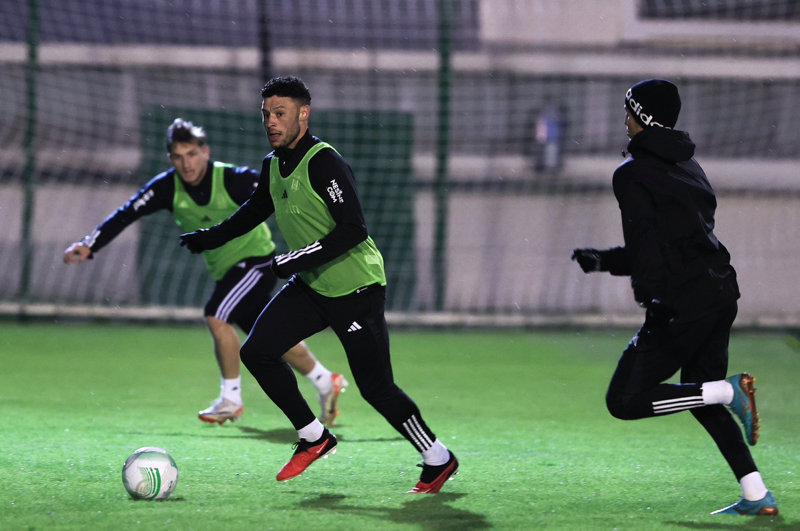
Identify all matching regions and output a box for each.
[82,162,258,253]
[198,130,369,277]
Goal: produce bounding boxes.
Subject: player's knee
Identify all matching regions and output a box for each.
[205,314,223,328]
[239,336,261,369]
[605,389,636,420]
[239,334,284,369]
[360,382,403,409]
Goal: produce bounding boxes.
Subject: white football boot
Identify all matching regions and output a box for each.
[319,373,348,426]
[198,397,243,425]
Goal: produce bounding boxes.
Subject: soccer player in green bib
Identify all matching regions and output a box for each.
[180,76,458,492]
[63,118,347,426]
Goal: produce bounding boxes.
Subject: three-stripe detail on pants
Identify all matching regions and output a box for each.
[652,396,705,415]
[402,415,434,452]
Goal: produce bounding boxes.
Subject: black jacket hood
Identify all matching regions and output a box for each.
[627,127,695,163]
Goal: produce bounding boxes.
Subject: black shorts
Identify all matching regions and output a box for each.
[204,255,276,334]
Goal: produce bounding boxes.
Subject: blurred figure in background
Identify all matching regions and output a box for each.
[534,101,564,173]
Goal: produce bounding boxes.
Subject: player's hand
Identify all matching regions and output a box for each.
[269,255,291,279]
[179,229,216,254]
[644,298,676,326]
[571,248,602,273]
[63,242,92,264]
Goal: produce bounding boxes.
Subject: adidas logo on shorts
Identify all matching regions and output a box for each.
[347,321,362,332]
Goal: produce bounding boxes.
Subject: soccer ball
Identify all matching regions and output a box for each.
[121,447,179,500]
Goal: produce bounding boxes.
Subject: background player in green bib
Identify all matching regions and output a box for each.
[180,76,458,493]
[63,118,348,426]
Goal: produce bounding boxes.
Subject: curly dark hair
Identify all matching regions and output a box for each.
[261,76,311,106]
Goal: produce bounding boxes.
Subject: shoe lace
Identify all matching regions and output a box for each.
[292,437,318,454]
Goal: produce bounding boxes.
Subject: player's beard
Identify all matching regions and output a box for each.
[271,120,302,149]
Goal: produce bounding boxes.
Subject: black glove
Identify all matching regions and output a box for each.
[269,255,291,279]
[644,298,676,326]
[571,248,603,273]
[179,229,218,254]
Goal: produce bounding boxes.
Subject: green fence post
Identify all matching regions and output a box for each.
[257,0,272,81]
[434,0,453,311]
[20,0,40,311]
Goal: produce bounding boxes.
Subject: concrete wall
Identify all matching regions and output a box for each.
[479,0,623,46]
[0,184,140,305]
[4,182,798,325]
[413,186,800,325]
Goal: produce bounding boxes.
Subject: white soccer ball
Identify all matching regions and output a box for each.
[121,447,179,500]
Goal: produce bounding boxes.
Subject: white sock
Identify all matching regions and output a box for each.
[421,439,450,466]
[221,376,242,404]
[305,361,333,394]
[701,380,734,405]
[297,418,325,442]
[740,471,768,501]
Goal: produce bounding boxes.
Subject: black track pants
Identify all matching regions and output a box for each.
[240,277,438,452]
[605,302,757,479]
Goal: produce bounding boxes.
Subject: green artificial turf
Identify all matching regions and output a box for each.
[0,322,797,529]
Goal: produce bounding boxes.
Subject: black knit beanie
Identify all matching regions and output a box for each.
[625,79,681,129]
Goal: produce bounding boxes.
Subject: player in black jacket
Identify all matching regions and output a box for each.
[572,79,777,516]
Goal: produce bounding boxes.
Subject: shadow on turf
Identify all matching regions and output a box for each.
[127,496,187,503]
[123,425,406,445]
[235,425,405,445]
[664,514,793,529]
[297,492,491,529]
